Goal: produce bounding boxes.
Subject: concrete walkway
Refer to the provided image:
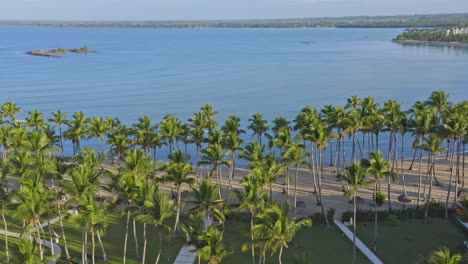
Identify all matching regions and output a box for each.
[334,219,384,264]
[174,245,197,264]
[0,209,76,264]
[174,217,213,264]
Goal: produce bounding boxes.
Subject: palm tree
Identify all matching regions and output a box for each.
[221,131,243,201]
[422,134,446,223]
[17,238,58,264]
[64,111,89,155]
[1,101,21,125]
[428,247,462,264]
[426,90,451,119]
[48,110,67,156]
[311,122,333,227]
[342,161,373,264]
[26,109,47,131]
[70,194,110,264]
[232,174,268,264]
[137,184,174,264]
[253,201,312,264]
[198,143,230,198]
[162,156,195,232]
[88,117,108,154]
[200,104,218,133]
[248,113,270,145]
[198,224,229,264]
[133,115,157,154]
[107,124,130,164]
[282,143,307,212]
[189,179,225,226]
[13,175,54,261]
[363,151,396,251]
[160,114,183,154]
[116,149,154,262]
[0,159,11,262]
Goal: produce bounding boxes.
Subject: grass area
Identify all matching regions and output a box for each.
[52,214,184,264]
[355,218,468,264]
[221,221,370,264]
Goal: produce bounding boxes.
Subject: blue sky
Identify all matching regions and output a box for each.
[2,0,468,20]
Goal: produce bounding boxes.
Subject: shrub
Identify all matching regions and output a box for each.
[375,191,386,207]
[386,213,401,226]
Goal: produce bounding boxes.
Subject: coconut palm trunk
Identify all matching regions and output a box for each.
[294,164,299,213]
[250,213,255,264]
[278,244,284,264]
[97,231,107,261]
[416,145,424,207]
[174,186,182,232]
[133,217,140,259]
[453,138,461,206]
[309,144,321,204]
[91,228,96,264]
[445,141,455,219]
[352,194,357,264]
[123,209,130,264]
[142,223,147,264]
[373,181,378,251]
[36,223,44,261]
[47,218,55,256]
[318,149,330,227]
[425,154,435,223]
[155,231,163,264]
[2,213,9,262]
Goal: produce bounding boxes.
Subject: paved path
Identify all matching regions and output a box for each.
[334,219,384,264]
[174,217,212,264]
[174,245,197,264]
[0,209,76,264]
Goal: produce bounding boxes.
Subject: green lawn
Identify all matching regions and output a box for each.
[355,218,468,264]
[221,221,370,264]
[52,214,184,264]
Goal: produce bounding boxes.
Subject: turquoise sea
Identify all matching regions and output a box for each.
[1,26,467,160]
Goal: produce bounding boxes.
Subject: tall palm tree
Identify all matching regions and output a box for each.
[282,143,307,211]
[422,134,446,223]
[221,131,243,201]
[342,161,373,264]
[88,117,108,154]
[162,157,195,232]
[198,143,230,198]
[1,101,21,125]
[0,159,11,262]
[200,104,218,133]
[48,110,67,156]
[253,201,312,264]
[248,113,270,145]
[232,174,268,264]
[188,179,225,226]
[136,184,174,264]
[107,124,130,164]
[64,111,89,155]
[160,114,183,154]
[26,109,47,131]
[363,151,395,251]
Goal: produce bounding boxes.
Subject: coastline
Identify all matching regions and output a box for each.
[394,39,468,47]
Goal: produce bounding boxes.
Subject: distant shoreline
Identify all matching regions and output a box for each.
[394,39,468,47]
[1,13,468,29]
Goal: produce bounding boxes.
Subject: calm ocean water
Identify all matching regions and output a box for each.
[1,26,467,162]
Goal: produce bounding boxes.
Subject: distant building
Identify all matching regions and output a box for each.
[451,27,468,35]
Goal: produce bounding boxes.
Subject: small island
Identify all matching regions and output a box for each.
[394,25,468,46]
[26,45,96,57]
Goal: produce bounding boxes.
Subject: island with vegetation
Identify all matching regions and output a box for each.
[394,26,468,46]
[26,45,95,57]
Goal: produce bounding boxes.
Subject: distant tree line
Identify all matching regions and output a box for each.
[2,13,468,28]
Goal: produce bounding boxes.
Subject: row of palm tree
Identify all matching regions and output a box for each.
[0,90,465,263]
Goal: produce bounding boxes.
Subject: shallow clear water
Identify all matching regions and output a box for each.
[1,26,467,161]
